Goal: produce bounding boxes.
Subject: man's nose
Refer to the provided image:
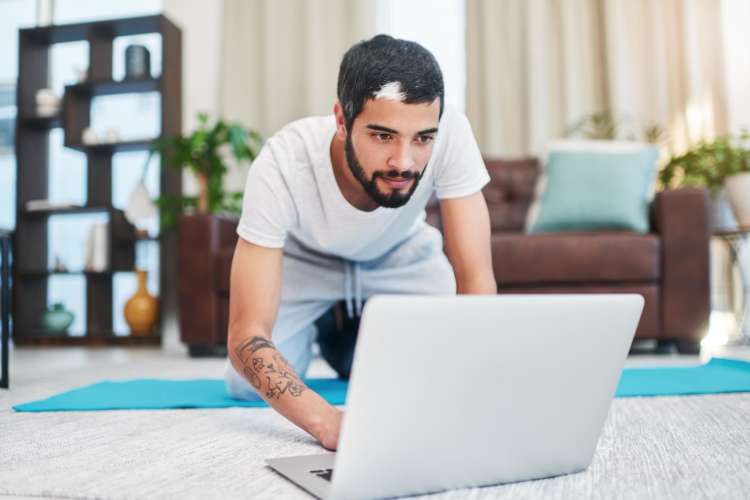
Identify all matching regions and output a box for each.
[389,143,416,171]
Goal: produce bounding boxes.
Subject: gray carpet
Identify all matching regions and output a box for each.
[1,347,749,499]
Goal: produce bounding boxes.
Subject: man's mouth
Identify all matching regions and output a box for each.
[380,177,412,189]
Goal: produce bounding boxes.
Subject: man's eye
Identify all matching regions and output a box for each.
[374,133,392,142]
[416,135,434,144]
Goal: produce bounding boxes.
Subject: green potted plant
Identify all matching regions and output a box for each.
[658,131,750,228]
[153,113,264,357]
[155,112,264,228]
[565,110,665,143]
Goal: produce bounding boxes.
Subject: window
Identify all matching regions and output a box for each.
[53,0,161,24]
[0,0,36,230]
[376,0,466,113]
[721,0,750,134]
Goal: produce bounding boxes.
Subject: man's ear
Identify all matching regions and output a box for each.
[333,101,348,140]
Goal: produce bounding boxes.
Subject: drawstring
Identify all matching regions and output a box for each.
[344,260,354,319]
[285,235,364,319]
[344,260,364,319]
[354,263,363,317]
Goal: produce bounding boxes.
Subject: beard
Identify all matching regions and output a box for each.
[344,132,425,209]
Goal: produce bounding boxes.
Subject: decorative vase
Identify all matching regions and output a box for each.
[124,269,159,336]
[42,303,74,333]
[725,172,750,229]
[125,44,151,79]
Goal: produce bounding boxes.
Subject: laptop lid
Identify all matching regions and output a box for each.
[329,294,643,499]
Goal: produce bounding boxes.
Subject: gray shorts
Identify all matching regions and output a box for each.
[224,223,456,400]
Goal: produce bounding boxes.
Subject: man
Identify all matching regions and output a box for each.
[225,34,496,451]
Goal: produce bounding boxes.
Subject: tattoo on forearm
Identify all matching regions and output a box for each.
[234,336,307,399]
[236,336,275,354]
[243,367,261,389]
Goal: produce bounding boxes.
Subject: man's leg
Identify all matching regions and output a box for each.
[315,303,360,379]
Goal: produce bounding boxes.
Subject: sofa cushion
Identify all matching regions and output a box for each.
[483,158,540,232]
[527,141,659,234]
[492,232,660,285]
[425,158,540,233]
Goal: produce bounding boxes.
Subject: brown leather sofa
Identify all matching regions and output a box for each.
[427,158,711,354]
[178,158,711,356]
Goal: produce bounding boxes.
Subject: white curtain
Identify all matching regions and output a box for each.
[219,0,378,139]
[466,0,729,157]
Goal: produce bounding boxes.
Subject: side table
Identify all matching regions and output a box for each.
[713,227,750,345]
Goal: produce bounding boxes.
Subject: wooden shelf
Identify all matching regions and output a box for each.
[19,114,62,129]
[66,77,161,97]
[13,14,181,347]
[17,269,138,277]
[19,15,171,45]
[23,205,115,217]
[14,334,161,347]
[67,139,155,153]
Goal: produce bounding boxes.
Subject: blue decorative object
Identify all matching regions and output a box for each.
[42,303,74,333]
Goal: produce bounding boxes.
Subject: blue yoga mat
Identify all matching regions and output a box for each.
[13,357,750,412]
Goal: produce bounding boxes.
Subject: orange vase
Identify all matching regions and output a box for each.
[124,269,159,336]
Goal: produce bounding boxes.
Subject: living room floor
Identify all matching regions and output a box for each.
[1,343,749,499]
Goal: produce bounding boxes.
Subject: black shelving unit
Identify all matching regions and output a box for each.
[13,15,182,346]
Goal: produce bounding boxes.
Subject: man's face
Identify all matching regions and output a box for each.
[344,98,440,208]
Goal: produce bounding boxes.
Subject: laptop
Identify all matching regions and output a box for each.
[266,293,643,499]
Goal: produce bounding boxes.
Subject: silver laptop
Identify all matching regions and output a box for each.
[266,294,643,499]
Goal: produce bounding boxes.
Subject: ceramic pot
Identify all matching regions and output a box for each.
[124,269,159,336]
[43,303,74,333]
[125,44,151,79]
[725,172,750,228]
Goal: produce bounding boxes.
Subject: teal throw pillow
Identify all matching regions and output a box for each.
[527,147,659,234]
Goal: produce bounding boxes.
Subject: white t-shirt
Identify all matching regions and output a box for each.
[237,104,490,261]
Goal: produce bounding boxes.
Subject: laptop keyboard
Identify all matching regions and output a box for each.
[309,468,333,481]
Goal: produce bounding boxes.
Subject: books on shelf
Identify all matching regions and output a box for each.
[85,222,109,272]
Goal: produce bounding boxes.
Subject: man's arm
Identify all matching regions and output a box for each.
[227,238,342,450]
[439,191,497,294]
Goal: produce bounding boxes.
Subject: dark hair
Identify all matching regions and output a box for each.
[337,34,444,131]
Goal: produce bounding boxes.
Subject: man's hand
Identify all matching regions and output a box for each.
[312,408,344,451]
[228,239,343,448]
